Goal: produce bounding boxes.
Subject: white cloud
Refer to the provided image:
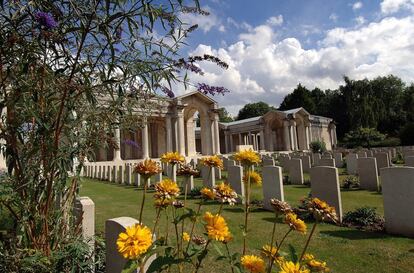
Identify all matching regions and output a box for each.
[354,16,366,25]
[381,0,414,14]
[181,14,414,116]
[179,6,221,33]
[266,15,284,26]
[329,13,338,22]
[352,1,363,10]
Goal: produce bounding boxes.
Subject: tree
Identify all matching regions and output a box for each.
[279,84,316,113]
[0,0,228,267]
[236,101,275,120]
[343,127,386,148]
[218,107,233,122]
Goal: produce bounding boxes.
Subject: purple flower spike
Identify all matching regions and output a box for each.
[122,139,140,149]
[35,12,58,29]
[197,83,230,96]
[161,86,175,98]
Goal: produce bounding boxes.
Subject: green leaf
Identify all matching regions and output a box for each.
[121,260,139,273]
[288,244,298,263]
[145,256,176,273]
[212,243,223,256]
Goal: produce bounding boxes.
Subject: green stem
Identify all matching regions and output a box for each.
[267,213,279,273]
[242,165,252,255]
[277,229,292,251]
[193,240,211,273]
[185,201,203,253]
[152,207,162,234]
[225,243,235,273]
[299,221,318,262]
[138,178,149,223]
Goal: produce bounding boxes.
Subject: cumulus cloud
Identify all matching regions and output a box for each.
[381,0,414,14]
[352,1,363,10]
[329,13,338,22]
[178,13,414,115]
[179,6,224,33]
[266,15,284,26]
[354,16,366,25]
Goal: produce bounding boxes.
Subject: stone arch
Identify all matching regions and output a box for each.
[180,93,215,156]
[263,111,288,151]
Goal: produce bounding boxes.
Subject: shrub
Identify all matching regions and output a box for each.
[342,176,360,189]
[309,140,327,153]
[400,123,414,145]
[343,207,384,231]
[392,152,404,164]
[189,186,203,198]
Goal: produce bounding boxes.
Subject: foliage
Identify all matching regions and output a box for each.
[0,0,229,265]
[309,140,327,154]
[236,101,276,120]
[370,137,401,148]
[343,207,384,231]
[342,176,360,190]
[392,152,404,164]
[399,123,414,145]
[343,127,386,148]
[0,234,104,272]
[279,75,414,140]
[217,107,234,122]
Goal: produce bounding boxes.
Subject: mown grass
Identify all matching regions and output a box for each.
[79,171,414,273]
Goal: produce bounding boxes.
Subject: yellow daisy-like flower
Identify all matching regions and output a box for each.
[154,179,180,199]
[203,212,231,242]
[154,198,171,208]
[200,155,224,169]
[303,253,315,261]
[200,187,216,200]
[182,232,190,242]
[213,182,238,205]
[261,245,285,265]
[234,149,261,166]
[307,198,337,223]
[134,159,161,179]
[279,261,310,273]
[284,213,307,234]
[160,152,185,165]
[241,255,266,273]
[243,170,262,185]
[116,224,152,259]
[307,259,330,272]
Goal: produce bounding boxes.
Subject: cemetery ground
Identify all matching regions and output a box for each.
[79,169,414,273]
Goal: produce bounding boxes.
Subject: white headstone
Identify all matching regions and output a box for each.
[202,166,215,188]
[310,166,343,222]
[262,166,284,211]
[406,156,414,167]
[346,153,358,175]
[289,158,303,185]
[334,153,343,168]
[381,167,414,238]
[318,158,336,167]
[227,165,244,203]
[357,157,379,191]
[374,153,390,174]
[300,155,311,173]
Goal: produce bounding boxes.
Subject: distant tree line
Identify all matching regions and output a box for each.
[278,75,414,144]
[229,75,414,145]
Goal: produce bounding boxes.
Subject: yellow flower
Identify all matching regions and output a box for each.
[307,198,337,223]
[262,245,284,264]
[243,170,262,185]
[160,152,185,165]
[213,182,238,205]
[134,159,161,179]
[154,198,171,208]
[307,259,330,272]
[279,261,310,273]
[303,253,315,261]
[284,213,307,234]
[200,187,216,200]
[182,232,190,242]
[234,149,261,166]
[154,179,180,199]
[203,212,231,242]
[200,155,224,169]
[116,224,152,259]
[241,255,266,273]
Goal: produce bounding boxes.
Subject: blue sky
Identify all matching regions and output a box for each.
[174,0,414,116]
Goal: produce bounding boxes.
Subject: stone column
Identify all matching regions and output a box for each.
[142,119,149,159]
[290,120,298,150]
[283,120,291,151]
[248,131,252,146]
[213,114,220,154]
[224,131,229,154]
[305,125,310,150]
[229,133,234,153]
[238,133,242,146]
[165,114,172,152]
[177,109,185,155]
[172,117,178,152]
[260,129,265,150]
[114,127,121,160]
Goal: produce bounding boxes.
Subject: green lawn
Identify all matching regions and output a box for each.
[79,173,414,273]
